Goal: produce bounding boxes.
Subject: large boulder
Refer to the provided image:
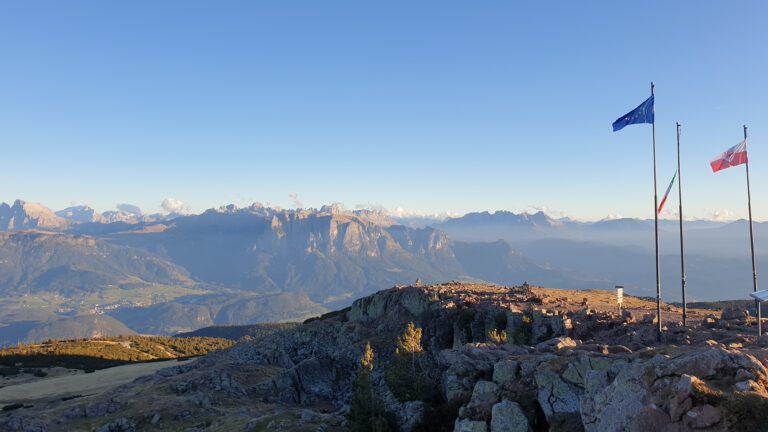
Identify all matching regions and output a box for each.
[349,286,431,321]
[252,356,341,404]
[529,310,571,344]
[459,380,500,420]
[653,347,767,383]
[535,336,578,352]
[399,400,425,432]
[720,306,749,321]
[373,372,425,432]
[682,404,724,430]
[490,400,530,432]
[560,355,613,388]
[454,419,488,432]
[534,368,581,419]
[205,369,247,398]
[440,345,525,402]
[492,360,519,386]
[294,357,337,403]
[580,360,648,432]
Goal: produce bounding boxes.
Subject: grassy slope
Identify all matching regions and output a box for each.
[0,335,234,372]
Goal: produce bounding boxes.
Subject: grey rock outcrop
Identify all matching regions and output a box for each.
[720,306,749,321]
[205,369,247,397]
[454,418,489,432]
[535,336,578,352]
[534,366,582,422]
[350,286,432,321]
[490,400,530,432]
[459,380,499,420]
[492,359,519,386]
[440,344,527,402]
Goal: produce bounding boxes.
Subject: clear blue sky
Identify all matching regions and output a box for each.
[1,1,767,221]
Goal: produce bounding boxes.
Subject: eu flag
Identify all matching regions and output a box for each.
[612,95,654,132]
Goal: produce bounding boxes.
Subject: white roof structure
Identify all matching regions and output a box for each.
[749,290,768,302]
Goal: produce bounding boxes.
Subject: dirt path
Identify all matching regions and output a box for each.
[0,359,192,405]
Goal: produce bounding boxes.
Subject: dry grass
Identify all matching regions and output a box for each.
[693,379,768,432]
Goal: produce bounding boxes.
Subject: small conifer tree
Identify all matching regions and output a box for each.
[386,322,437,403]
[349,342,395,432]
[396,322,423,355]
[487,328,508,345]
[361,341,374,372]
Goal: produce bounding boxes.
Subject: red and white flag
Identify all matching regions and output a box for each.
[711,140,748,173]
[658,170,677,214]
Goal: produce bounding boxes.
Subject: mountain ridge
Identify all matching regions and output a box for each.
[1,198,764,343]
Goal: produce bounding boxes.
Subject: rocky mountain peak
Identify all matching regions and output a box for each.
[521,210,564,228]
[439,209,564,230]
[319,202,347,214]
[0,199,70,231]
[100,210,142,224]
[55,205,105,223]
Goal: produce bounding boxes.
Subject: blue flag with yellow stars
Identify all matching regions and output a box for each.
[612,95,654,132]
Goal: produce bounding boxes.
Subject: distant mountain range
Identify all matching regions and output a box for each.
[435,210,766,300]
[0,200,599,344]
[434,210,764,245]
[0,200,176,232]
[0,200,764,344]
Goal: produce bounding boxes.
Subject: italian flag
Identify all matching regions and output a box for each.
[658,170,677,214]
[711,140,748,173]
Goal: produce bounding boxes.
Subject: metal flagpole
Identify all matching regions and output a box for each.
[677,123,687,326]
[652,82,662,340]
[744,125,760,335]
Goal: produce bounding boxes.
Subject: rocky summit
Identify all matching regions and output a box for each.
[2,282,768,432]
